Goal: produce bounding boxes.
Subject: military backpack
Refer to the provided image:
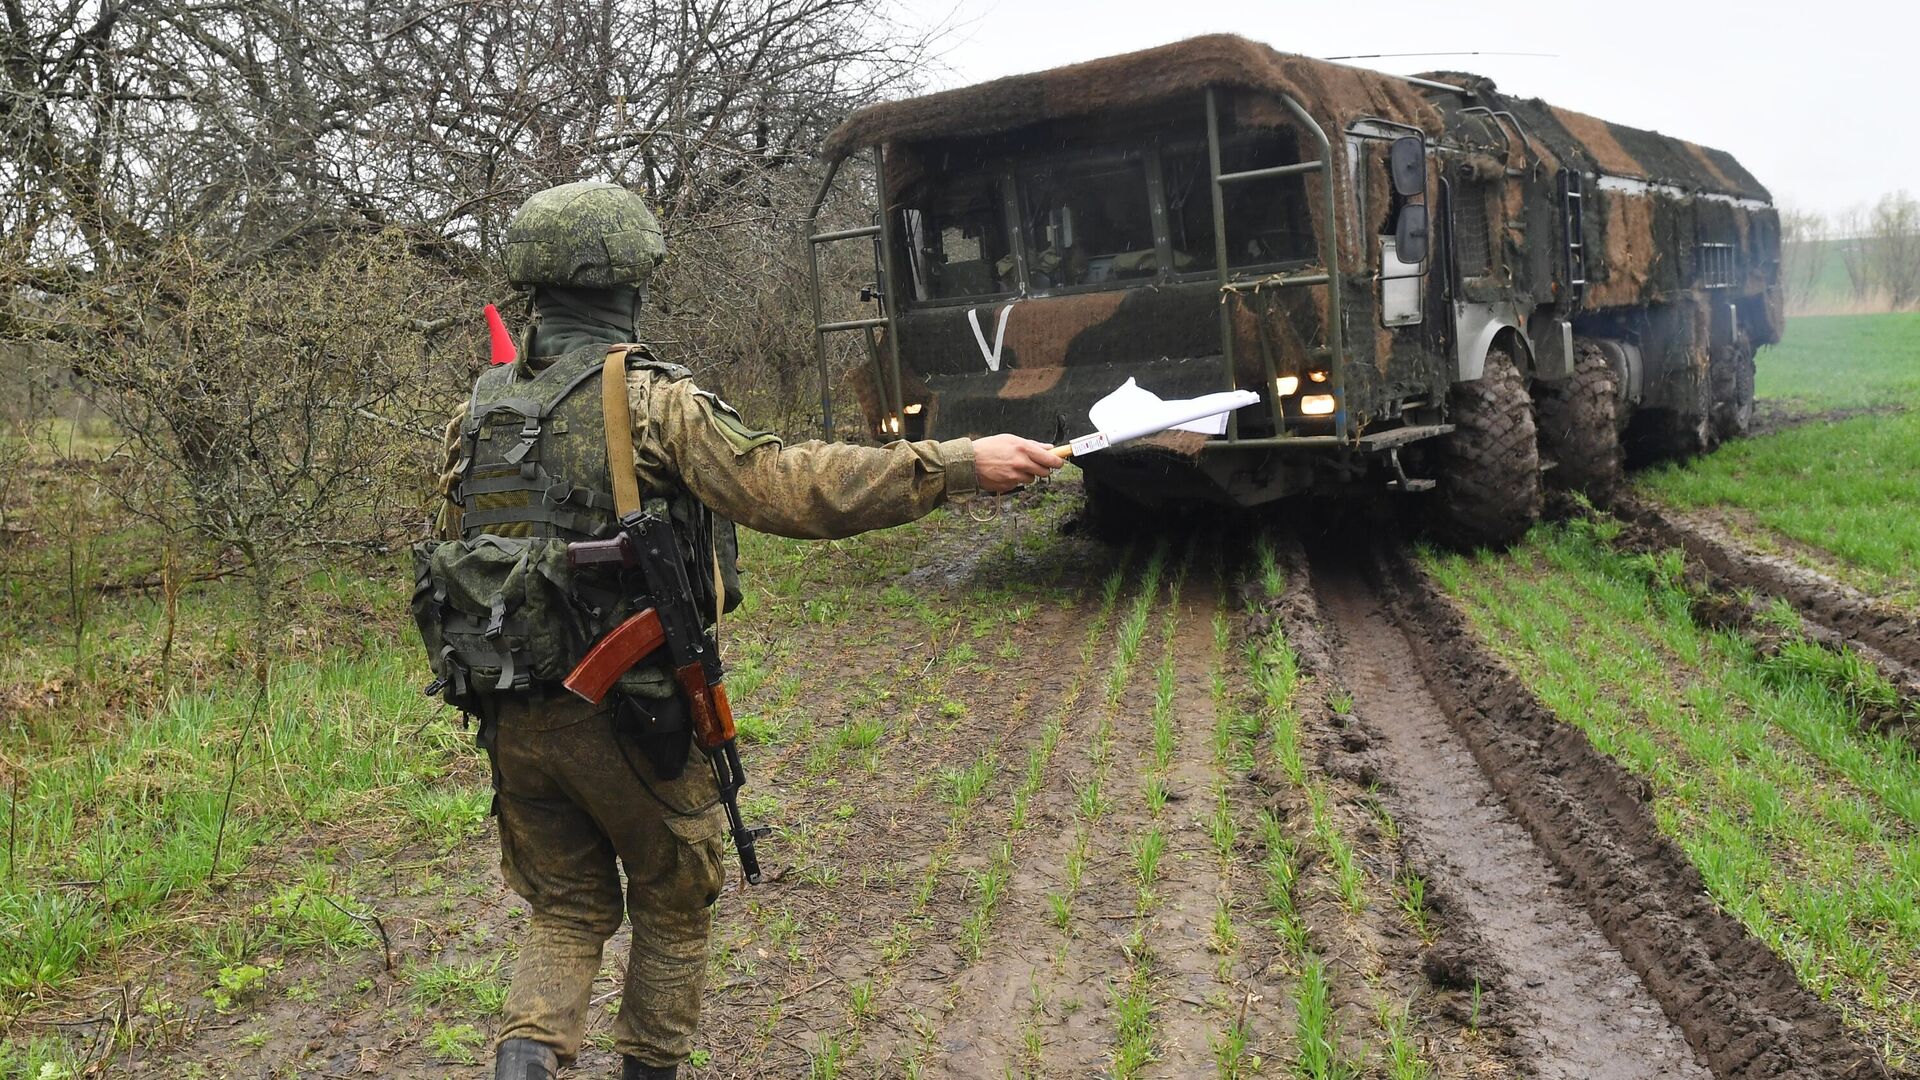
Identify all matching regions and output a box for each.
[411,344,740,712]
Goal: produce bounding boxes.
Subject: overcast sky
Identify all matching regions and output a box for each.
[890,0,1903,221]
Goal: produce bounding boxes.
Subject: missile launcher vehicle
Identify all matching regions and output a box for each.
[803,34,1780,545]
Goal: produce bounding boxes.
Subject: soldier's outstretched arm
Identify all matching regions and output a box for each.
[639,377,1058,540]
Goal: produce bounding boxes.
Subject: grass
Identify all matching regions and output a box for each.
[409,958,508,1014]
[1428,519,1920,1060]
[1753,313,1920,409]
[1638,409,1920,604]
[1638,312,1920,606]
[1294,955,1356,1080]
[0,632,458,1001]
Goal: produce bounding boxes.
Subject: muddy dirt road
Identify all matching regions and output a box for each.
[134,495,1908,1079]
[1312,556,1709,1079]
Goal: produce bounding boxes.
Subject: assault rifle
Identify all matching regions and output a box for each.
[563,511,767,883]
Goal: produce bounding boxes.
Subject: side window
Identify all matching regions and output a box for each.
[901,174,1015,302]
[1164,130,1317,272]
[1017,159,1156,288]
[1453,181,1495,277]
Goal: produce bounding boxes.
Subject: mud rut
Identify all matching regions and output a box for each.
[639,519,1908,1080]
[1616,495,1920,697]
[1309,555,1709,1079]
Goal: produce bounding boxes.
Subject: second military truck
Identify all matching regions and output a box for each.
[804,34,1781,545]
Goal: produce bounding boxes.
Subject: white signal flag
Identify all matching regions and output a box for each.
[1055,378,1261,458]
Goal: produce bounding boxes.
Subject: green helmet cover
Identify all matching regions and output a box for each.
[504,181,666,289]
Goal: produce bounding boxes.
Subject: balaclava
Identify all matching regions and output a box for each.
[527,284,646,359]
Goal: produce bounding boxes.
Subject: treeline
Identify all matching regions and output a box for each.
[1780,193,1920,314]
[0,0,928,642]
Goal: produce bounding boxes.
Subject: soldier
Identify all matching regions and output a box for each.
[417,181,1061,1080]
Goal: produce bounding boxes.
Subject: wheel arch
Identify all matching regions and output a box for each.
[1454,302,1535,382]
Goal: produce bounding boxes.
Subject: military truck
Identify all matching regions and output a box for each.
[802,34,1781,545]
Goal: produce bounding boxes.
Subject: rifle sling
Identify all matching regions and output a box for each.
[602,343,724,638]
[602,346,643,517]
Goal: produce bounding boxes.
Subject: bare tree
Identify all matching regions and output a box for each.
[1868,191,1920,311]
[1777,205,1830,314]
[1832,205,1875,306]
[0,0,934,627]
[1,0,929,290]
[38,233,478,674]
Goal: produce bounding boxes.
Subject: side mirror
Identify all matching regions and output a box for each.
[1395,204,1430,265]
[1390,136,1426,197]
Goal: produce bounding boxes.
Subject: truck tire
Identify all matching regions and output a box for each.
[1075,473,1138,545]
[1431,346,1542,549]
[1629,360,1715,462]
[1712,332,1756,442]
[1533,341,1623,506]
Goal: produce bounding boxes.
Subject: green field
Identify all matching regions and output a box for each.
[1428,311,1920,1061]
[1427,521,1920,1062]
[1639,313,1920,605]
[1751,312,1920,409]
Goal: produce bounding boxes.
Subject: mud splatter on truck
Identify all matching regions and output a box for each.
[805,34,1779,546]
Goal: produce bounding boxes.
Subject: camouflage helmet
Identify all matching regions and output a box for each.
[504,181,666,289]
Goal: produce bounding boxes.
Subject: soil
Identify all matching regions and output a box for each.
[36,493,1911,1079]
[1305,549,1710,1079]
[1369,540,1906,1080]
[1748,402,1907,439]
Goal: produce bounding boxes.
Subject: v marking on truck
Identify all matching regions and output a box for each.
[966,303,1015,372]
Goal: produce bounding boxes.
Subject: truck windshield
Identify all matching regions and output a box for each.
[1163,132,1317,270]
[901,173,1016,302]
[895,125,1317,303]
[1017,158,1159,288]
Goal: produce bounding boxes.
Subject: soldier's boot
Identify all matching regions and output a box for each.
[621,1056,678,1080]
[494,1038,559,1080]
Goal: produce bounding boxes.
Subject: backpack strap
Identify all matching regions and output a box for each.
[602,345,644,517]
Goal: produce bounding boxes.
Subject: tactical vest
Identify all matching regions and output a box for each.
[411,343,741,709]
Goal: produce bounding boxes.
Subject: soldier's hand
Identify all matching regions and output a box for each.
[973,434,1063,494]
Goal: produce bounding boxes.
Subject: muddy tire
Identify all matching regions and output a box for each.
[1629,363,1715,463]
[1430,346,1543,549]
[1074,473,1138,545]
[1533,341,1623,506]
[1711,333,1756,442]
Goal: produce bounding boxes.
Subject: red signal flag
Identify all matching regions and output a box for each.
[485,304,517,366]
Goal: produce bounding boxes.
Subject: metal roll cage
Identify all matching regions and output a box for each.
[803,86,1356,445]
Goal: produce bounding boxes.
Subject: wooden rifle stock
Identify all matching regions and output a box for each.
[677,664,736,748]
[563,608,667,705]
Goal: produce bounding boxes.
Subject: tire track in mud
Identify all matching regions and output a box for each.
[1616,495,1920,688]
[1349,538,1906,1080]
[1304,551,1711,1080]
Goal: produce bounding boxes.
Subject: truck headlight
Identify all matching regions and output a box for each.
[1300,394,1336,416]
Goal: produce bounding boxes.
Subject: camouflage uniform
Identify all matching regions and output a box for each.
[431,186,976,1075]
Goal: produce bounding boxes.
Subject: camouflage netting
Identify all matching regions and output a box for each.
[830,33,1781,453]
[1420,72,1769,201]
[822,34,1443,158]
